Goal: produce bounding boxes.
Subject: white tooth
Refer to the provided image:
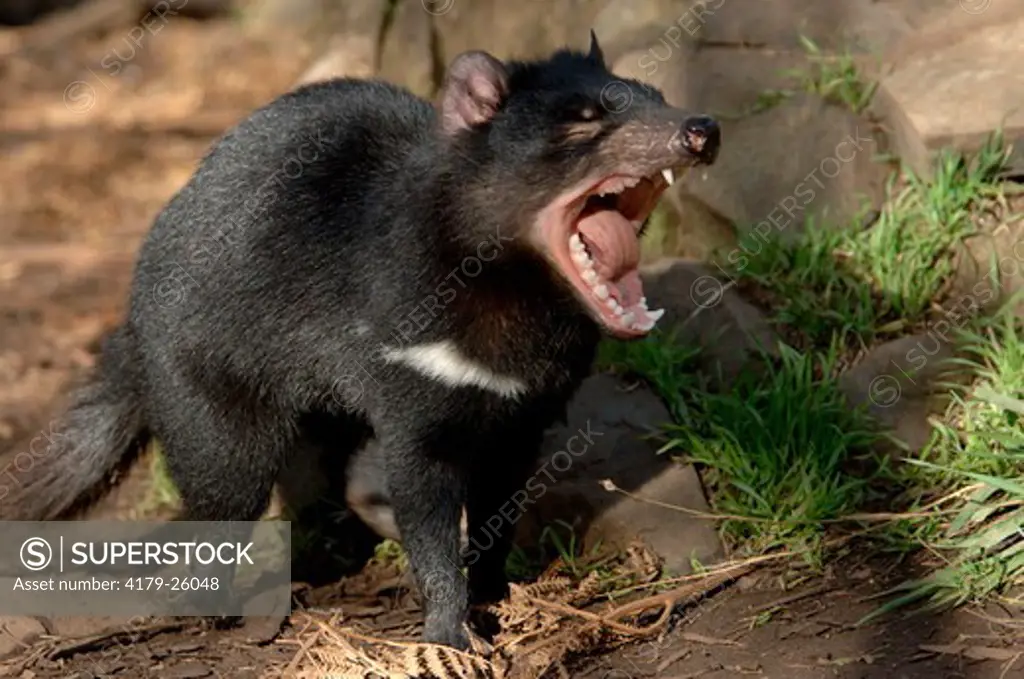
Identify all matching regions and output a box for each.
[621,312,635,327]
[633,317,656,332]
[640,296,647,307]
[569,234,585,252]
[583,270,599,284]
[593,283,609,299]
[571,250,591,267]
[662,168,675,185]
[646,308,665,322]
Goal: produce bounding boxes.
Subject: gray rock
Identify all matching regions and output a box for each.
[839,333,964,457]
[0,616,45,660]
[43,616,124,638]
[872,4,1024,179]
[613,44,808,121]
[950,215,1024,318]
[693,0,913,53]
[640,257,781,386]
[345,438,469,549]
[591,0,696,65]
[682,93,887,237]
[515,373,723,575]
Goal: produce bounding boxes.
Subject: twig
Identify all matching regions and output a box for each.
[754,585,834,614]
[283,627,321,676]
[47,621,185,660]
[600,479,994,523]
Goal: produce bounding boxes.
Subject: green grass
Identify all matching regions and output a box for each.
[372,538,409,570]
[664,342,880,553]
[714,34,878,121]
[506,520,611,582]
[638,201,678,262]
[729,218,883,348]
[855,134,1011,320]
[788,35,878,113]
[140,442,180,516]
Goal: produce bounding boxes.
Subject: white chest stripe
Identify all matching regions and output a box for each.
[380,340,527,400]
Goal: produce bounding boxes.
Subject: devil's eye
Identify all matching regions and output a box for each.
[562,94,602,122]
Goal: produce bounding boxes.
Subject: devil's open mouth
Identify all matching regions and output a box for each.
[539,166,684,338]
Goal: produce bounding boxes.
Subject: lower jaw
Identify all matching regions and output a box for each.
[561,265,664,338]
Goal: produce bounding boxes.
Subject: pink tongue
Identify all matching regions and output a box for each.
[577,210,640,281]
[615,270,644,308]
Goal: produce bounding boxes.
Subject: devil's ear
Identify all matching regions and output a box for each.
[587,29,605,66]
[438,50,509,135]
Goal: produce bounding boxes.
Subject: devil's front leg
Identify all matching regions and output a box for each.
[463,428,545,608]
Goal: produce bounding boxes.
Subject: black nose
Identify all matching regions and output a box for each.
[680,115,720,164]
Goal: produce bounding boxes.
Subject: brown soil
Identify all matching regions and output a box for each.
[0,7,1022,679]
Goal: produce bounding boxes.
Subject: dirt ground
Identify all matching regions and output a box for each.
[1,8,1022,679]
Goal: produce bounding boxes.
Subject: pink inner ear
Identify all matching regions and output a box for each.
[457,94,491,127]
[443,81,499,132]
[439,52,509,134]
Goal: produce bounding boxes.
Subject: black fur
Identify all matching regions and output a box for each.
[1,40,717,648]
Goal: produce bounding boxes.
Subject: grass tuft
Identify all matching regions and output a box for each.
[788,35,877,113]
[661,341,882,558]
[863,311,1024,619]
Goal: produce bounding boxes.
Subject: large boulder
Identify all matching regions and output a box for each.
[871,2,1024,179]
[430,0,606,63]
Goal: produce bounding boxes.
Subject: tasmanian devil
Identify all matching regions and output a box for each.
[0,32,720,649]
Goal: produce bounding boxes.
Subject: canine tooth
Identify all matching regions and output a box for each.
[646,308,665,322]
[639,296,648,310]
[661,168,675,185]
[583,270,599,284]
[634,317,656,332]
[593,283,609,299]
[614,305,625,316]
[569,234,585,252]
[621,312,635,327]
